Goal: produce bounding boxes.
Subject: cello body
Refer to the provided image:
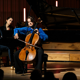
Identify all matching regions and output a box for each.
[19,33,39,63]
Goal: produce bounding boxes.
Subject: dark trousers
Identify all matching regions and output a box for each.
[14,48,44,73]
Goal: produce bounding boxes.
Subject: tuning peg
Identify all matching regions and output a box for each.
[37,17,42,23]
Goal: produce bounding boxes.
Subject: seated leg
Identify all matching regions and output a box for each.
[35,48,44,71]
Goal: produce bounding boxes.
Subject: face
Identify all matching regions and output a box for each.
[27,18,34,27]
[6,18,13,25]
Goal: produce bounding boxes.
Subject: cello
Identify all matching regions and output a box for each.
[18,18,42,63]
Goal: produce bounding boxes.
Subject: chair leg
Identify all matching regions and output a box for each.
[21,64,27,76]
[44,60,46,76]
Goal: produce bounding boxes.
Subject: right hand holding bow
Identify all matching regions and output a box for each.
[14,33,19,39]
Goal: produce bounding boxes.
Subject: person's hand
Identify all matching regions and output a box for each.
[1,36,2,38]
[14,33,19,39]
[34,29,39,34]
[0,36,2,39]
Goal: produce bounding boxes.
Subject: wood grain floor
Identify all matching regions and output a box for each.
[1,50,80,80]
[1,62,80,80]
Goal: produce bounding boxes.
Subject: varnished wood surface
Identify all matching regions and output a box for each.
[1,62,80,80]
[44,51,80,61]
[42,42,80,50]
[1,51,80,80]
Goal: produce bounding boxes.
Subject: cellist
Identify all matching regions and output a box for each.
[14,16,48,74]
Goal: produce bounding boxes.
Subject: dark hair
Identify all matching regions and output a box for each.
[4,16,13,25]
[30,69,42,80]
[27,16,36,27]
[44,71,59,80]
[62,72,77,80]
[0,69,4,79]
[6,17,13,20]
[27,16,35,23]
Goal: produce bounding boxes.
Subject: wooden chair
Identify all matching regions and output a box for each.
[22,53,48,76]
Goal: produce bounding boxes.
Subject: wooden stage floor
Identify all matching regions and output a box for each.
[1,51,80,80]
[1,62,80,80]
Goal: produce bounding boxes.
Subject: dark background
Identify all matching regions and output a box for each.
[0,0,80,42]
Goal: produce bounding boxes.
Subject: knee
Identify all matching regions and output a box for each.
[37,48,44,55]
[14,50,20,58]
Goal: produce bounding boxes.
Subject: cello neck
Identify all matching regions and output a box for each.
[28,18,42,44]
[28,22,38,44]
